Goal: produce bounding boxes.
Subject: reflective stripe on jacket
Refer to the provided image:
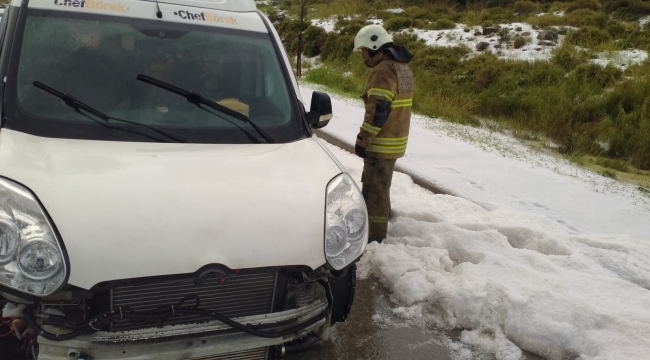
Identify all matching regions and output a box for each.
[356,51,414,159]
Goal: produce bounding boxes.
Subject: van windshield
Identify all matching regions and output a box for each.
[5,9,304,143]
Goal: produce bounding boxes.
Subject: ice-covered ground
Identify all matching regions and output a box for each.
[300,80,650,358]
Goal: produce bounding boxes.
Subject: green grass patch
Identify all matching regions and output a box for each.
[256,4,275,14]
[599,168,618,179]
[429,18,458,30]
[603,0,650,21]
[304,0,368,18]
[565,26,612,48]
[594,157,630,172]
[580,155,650,185]
[514,1,540,16]
[566,0,602,13]
[304,66,366,96]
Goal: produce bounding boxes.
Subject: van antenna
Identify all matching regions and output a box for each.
[154,0,163,18]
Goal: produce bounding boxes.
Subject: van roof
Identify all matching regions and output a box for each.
[12,0,258,12]
[20,0,266,32]
[153,0,257,12]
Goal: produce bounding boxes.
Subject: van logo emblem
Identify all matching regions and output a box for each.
[194,264,236,286]
[172,9,240,26]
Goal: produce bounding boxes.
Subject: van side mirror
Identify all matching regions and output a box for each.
[306,91,333,129]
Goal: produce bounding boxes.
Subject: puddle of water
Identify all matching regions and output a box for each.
[288,277,546,360]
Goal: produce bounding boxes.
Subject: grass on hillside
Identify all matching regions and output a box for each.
[266,0,650,175]
[582,156,650,185]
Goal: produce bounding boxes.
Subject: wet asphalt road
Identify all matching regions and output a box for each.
[289,277,546,360]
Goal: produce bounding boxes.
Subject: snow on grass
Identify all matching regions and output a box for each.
[386,8,404,14]
[311,15,381,33]
[550,25,579,31]
[300,55,323,72]
[590,49,649,70]
[402,23,566,62]
[367,16,384,27]
[321,142,650,360]
[640,16,649,29]
[536,11,565,17]
[311,17,337,33]
[308,12,648,67]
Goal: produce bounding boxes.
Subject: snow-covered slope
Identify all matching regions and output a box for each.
[303,78,650,357]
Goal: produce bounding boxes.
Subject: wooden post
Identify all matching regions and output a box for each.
[297,0,307,78]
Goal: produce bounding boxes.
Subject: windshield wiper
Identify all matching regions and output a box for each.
[136,74,275,143]
[33,81,189,143]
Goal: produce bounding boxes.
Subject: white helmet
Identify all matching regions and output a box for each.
[353,25,393,52]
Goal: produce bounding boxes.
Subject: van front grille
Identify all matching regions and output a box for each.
[191,347,268,360]
[109,272,277,332]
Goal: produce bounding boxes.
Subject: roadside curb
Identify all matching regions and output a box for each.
[314,130,455,196]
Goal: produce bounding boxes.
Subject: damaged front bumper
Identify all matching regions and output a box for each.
[7,264,357,360]
[37,299,328,360]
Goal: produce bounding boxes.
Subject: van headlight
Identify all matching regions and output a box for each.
[0,177,68,297]
[325,173,368,270]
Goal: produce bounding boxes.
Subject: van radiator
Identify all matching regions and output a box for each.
[192,347,268,360]
[109,272,277,331]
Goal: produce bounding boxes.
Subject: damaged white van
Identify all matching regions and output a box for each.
[0,0,368,359]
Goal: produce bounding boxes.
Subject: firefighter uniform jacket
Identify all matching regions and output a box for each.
[356,51,414,159]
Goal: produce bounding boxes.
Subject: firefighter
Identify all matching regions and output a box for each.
[353,25,414,243]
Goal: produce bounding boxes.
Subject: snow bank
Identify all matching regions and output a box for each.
[322,143,650,360]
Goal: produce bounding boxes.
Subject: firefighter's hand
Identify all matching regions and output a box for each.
[355,145,367,158]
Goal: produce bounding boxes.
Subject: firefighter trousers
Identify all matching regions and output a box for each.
[361,157,397,242]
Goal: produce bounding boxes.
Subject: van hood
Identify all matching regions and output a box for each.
[0,130,343,289]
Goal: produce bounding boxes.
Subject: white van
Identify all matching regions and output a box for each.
[0,0,368,359]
